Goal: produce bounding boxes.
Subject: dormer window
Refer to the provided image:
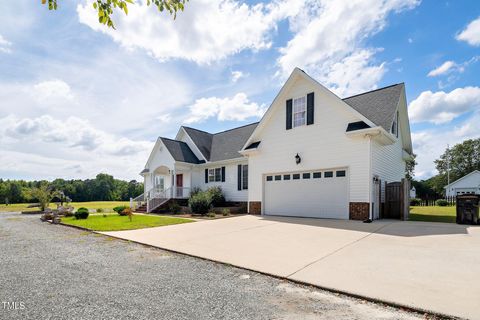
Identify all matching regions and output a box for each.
[293,96,306,128]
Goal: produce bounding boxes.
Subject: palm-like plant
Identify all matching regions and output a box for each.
[27,183,61,212]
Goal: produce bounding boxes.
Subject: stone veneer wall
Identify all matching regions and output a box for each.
[349,202,369,220]
[249,201,262,215]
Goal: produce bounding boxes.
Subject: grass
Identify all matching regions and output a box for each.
[0,201,130,213]
[409,206,456,223]
[61,214,193,231]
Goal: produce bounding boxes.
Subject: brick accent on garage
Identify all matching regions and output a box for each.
[349,202,369,220]
[249,201,262,215]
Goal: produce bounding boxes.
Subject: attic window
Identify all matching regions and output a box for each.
[391,111,399,137]
[293,96,306,128]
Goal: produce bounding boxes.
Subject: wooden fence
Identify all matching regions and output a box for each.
[412,196,456,206]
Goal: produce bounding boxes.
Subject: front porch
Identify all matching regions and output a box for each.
[139,163,194,212]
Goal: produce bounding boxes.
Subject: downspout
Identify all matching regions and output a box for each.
[367,134,373,221]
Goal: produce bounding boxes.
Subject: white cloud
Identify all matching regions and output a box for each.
[276,0,419,96]
[184,93,265,124]
[456,16,480,46]
[427,61,456,77]
[412,113,480,179]
[316,49,386,97]
[0,115,154,180]
[77,0,283,64]
[33,80,74,102]
[0,34,12,53]
[409,86,480,124]
[231,70,247,82]
[427,56,479,78]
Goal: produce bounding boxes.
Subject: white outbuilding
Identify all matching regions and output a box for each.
[444,170,480,197]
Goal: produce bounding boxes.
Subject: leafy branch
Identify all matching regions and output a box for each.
[42,0,187,29]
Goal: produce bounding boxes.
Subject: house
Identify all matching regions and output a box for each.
[444,170,480,197]
[140,68,413,220]
[410,186,416,198]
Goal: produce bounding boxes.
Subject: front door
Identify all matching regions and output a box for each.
[176,174,183,198]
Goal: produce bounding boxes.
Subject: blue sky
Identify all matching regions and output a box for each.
[0,0,479,181]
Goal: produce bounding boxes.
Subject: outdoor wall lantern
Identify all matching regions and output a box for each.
[295,153,301,165]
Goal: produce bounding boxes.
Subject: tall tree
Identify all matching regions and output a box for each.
[435,138,480,184]
[42,0,187,29]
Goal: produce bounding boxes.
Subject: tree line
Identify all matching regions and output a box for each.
[412,138,480,199]
[0,173,143,204]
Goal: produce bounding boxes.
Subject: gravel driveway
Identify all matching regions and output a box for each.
[0,213,430,320]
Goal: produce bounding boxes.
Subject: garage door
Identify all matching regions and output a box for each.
[264,169,348,219]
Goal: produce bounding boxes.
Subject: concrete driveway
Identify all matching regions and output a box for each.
[103,215,480,319]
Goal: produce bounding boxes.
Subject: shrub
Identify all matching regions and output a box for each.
[206,186,225,207]
[207,212,216,218]
[119,207,132,216]
[189,192,211,215]
[103,214,107,218]
[96,208,104,213]
[410,198,421,206]
[190,186,202,197]
[113,205,129,215]
[169,201,181,215]
[436,199,449,207]
[222,208,230,216]
[74,207,89,220]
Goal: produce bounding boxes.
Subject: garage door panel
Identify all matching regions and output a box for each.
[264,171,348,219]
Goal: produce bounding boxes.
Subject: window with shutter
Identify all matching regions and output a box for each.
[293,97,306,128]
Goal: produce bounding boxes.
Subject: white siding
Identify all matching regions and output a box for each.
[143,140,175,193]
[248,76,370,205]
[445,171,480,196]
[371,109,406,202]
[191,160,249,202]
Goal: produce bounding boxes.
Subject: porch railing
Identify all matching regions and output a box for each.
[130,193,145,211]
[145,187,191,213]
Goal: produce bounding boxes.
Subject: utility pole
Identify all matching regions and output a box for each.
[446,144,450,187]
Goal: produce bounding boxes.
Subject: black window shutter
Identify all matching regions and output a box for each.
[237,165,242,191]
[221,166,225,182]
[286,99,292,130]
[205,169,208,184]
[307,92,314,125]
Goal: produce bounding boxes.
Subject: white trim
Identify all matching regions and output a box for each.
[175,127,208,162]
[444,170,480,189]
[241,67,377,151]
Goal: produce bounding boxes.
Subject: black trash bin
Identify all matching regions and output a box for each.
[456,194,479,225]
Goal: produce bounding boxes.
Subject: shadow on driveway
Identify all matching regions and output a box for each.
[258,215,473,237]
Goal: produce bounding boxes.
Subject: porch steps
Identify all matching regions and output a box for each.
[134,204,147,213]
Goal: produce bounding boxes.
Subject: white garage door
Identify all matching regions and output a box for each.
[264,169,349,219]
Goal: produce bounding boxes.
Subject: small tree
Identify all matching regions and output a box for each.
[405,153,417,181]
[27,183,61,212]
[42,0,188,29]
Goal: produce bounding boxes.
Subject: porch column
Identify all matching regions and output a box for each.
[172,169,176,198]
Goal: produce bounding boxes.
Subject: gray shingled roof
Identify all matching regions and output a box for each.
[160,137,201,164]
[210,123,258,161]
[343,83,404,132]
[182,127,213,160]
[183,123,258,162]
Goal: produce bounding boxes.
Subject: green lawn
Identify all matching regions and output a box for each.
[62,214,193,231]
[0,201,130,213]
[409,206,456,223]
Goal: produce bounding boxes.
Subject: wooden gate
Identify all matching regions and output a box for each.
[384,179,410,220]
[385,182,401,219]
